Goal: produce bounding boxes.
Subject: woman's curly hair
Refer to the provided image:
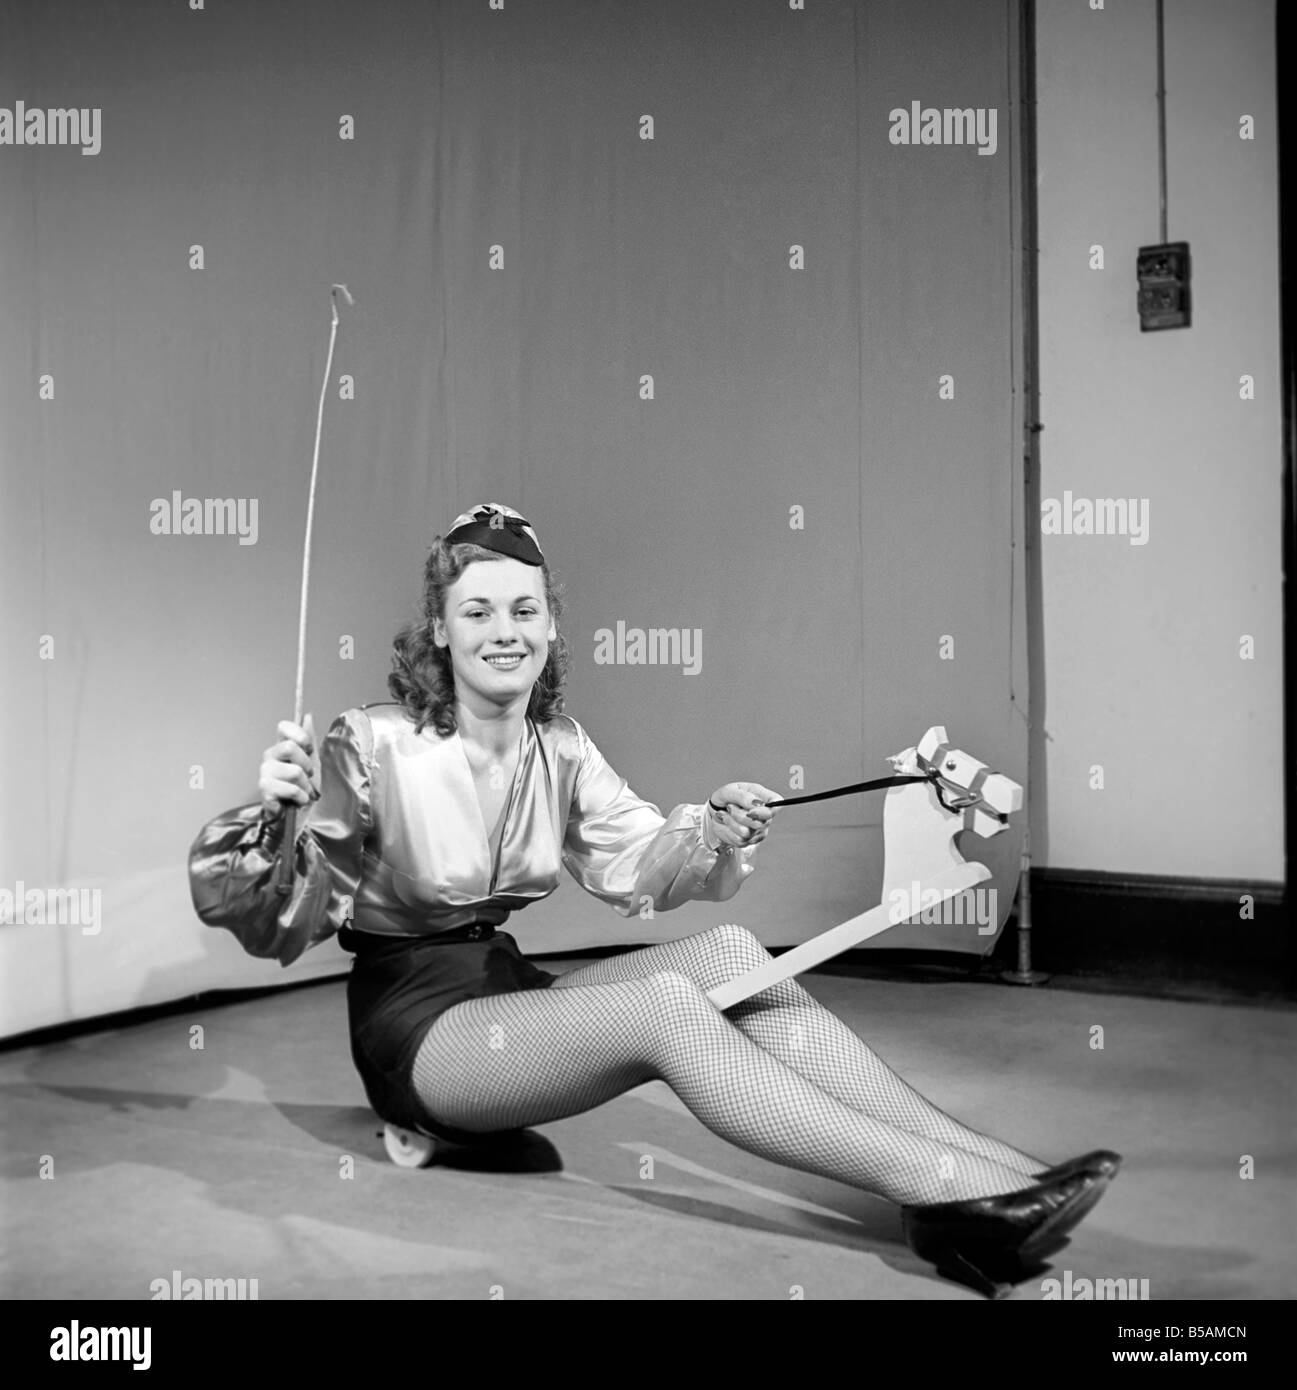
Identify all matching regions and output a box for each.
[388,537,569,737]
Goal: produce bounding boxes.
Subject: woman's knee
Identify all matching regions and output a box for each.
[642,968,718,1020]
[707,921,770,966]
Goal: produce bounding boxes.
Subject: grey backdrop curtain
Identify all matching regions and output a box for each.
[1,0,1026,1037]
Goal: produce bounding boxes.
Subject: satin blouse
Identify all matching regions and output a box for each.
[188,702,760,965]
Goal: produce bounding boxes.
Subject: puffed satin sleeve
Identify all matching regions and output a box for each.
[561,719,758,917]
[187,709,373,966]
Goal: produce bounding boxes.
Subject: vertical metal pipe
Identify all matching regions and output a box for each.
[1157,0,1168,243]
[1002,0,1049,986]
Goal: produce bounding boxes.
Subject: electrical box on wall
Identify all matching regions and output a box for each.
[1137,241,1191,330]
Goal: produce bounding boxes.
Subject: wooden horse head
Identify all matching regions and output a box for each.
[705,728,1024,1011]
[880,726,1023,912]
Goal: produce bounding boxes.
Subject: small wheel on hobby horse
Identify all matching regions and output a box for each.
[382,1122,438,1168]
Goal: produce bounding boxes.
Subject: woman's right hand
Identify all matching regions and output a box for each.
[258,714,321,816]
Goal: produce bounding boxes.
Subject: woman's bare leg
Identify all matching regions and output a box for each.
[410,968,1039,1207]
[551,923,1047,1178]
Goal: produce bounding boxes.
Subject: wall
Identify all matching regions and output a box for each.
[1034,0,1282,880]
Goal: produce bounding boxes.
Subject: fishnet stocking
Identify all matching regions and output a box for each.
[411,925,1045,1206]
[561,924,1048,1178]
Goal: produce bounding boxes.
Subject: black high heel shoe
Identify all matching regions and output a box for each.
[1020,1151,1122,1240]
[1034,1149,1122,1183]
[903,1169,1108,1299]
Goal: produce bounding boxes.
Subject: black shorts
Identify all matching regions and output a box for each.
[340,923,559,1143]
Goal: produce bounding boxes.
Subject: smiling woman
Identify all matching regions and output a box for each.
[387,505,569,741]
[437,564,553,736]
[187,501,1117,1300]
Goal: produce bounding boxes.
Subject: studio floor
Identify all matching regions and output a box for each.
[2,966,1293,1301]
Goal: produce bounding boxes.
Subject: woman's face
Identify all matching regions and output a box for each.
[434,558,556,713]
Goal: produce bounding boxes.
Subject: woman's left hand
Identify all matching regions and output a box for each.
[707,782,782,846]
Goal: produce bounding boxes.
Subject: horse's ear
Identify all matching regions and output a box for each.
[887,745,921,775]
[917,726,951,760]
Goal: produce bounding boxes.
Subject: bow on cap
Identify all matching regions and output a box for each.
[444,503,545,566]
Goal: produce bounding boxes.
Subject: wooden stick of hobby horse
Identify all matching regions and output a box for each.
[276,284,354,896]
[706,727,1023,1010]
